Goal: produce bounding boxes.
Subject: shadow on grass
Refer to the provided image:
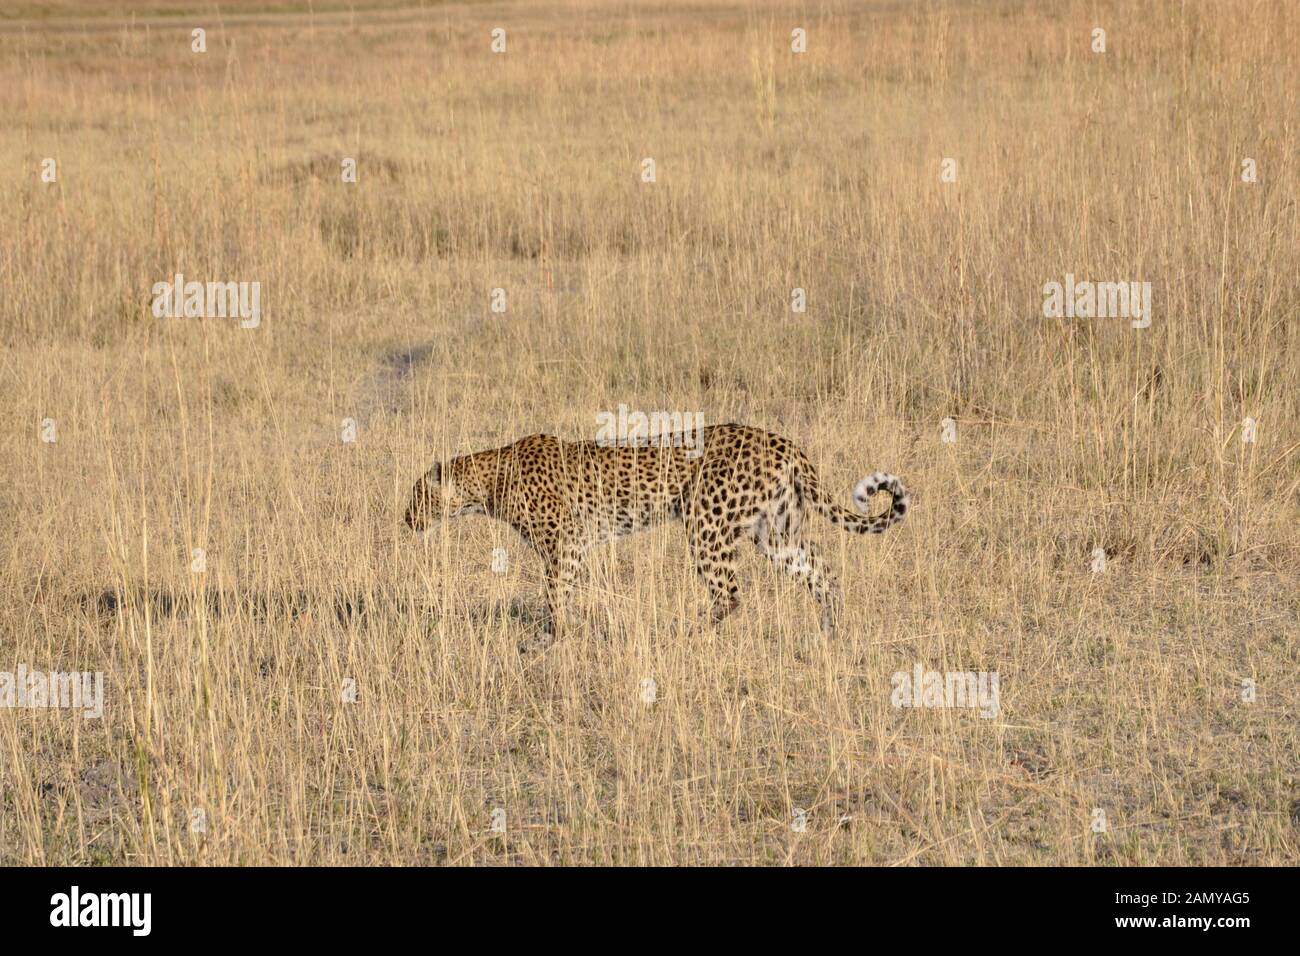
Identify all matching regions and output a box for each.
[82,586,546,631]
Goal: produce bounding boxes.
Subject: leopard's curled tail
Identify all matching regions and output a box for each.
[801,467,909,534]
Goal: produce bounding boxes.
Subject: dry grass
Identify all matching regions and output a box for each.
[0,0,1296,865]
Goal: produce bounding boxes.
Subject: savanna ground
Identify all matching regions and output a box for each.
[0,0,1297,866]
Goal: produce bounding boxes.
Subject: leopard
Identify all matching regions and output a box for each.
[404,423,908,637]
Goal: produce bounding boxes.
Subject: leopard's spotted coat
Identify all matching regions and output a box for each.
[405,424,908,635]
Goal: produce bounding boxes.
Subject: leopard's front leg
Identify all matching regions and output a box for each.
[505,493,569,641]
[541,534,587,637]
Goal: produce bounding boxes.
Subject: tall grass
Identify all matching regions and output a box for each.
[0,0,1296,865]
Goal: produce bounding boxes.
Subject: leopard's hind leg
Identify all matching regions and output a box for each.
[684,504,745,625]
[752,513,843,636]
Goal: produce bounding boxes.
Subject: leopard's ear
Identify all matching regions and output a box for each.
[428,461,442,484]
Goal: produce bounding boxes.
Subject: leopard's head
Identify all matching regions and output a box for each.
[404,455,492,531]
